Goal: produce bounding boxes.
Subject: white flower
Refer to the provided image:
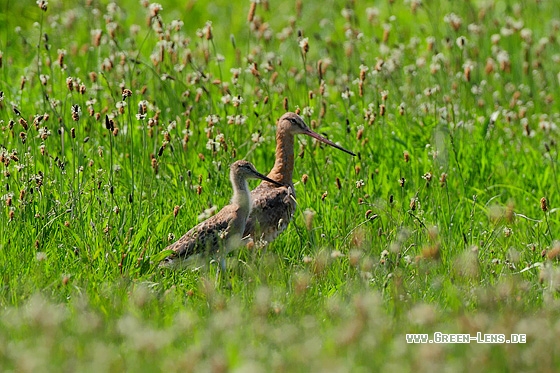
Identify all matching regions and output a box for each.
[299,37,309,50]
[221,94,232,104]
[227,115,247,125]
[38,127,51,139]
[149,3,163,17]
[170,20,183,31]
[302,106,314,117]
[232,95,244,107]
[341,89,355,99]
[456,36,467,49]
[205,114,220,125]
[39,74,50,85]
[251,132,264,144]
[490,111,500,124]
[366,7,379,21]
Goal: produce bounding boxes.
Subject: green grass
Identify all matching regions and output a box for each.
[1,0,560,371]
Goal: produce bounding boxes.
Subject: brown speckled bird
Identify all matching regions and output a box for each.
[160,160,283,271]
[243,112,355,244]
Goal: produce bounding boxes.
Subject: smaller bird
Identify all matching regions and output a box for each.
[160,160,283,272]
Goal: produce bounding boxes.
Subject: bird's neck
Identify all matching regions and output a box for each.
[231,178,252,212]
[266,128,294,185]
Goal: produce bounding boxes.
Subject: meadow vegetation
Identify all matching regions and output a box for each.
[1,0,560,371]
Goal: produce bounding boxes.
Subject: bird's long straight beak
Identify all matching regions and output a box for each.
[253,171,285,187]
[303,128,356,156]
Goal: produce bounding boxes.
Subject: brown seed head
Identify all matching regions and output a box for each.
[541,197,548,212]
[66,77,73,91]
[122,88,132,100]
[105,115,114,131]
[295,0,302,18]
[320,101,327,118]
[485,58,495,75]
[357,128,364,140]
[382,26,390,43]
[410,197,417,211]
[247,1,257,22]
[19,118,28,130]
[151,157,158,174]
[300,37,309,55]
[71,104,81,121]
[381,90,388,101]
[439,173,447,187]
[360,68,366,82]
[205,22,213,40]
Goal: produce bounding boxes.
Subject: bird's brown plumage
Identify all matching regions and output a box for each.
[244,112,355,243]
